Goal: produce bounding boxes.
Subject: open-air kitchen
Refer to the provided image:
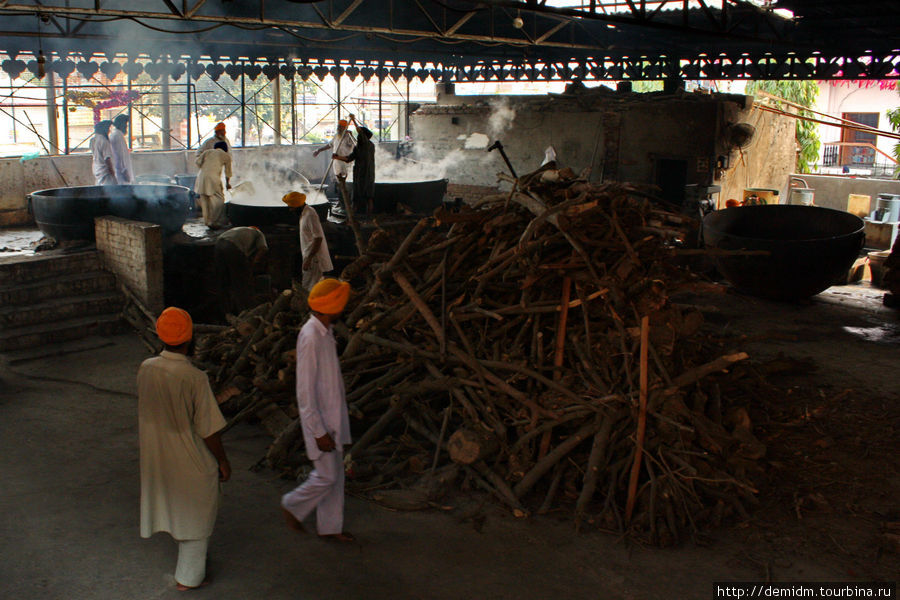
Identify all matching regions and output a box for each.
[1,2,899,599]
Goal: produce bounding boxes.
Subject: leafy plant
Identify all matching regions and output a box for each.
[888,103,900,178]
[745,80,821,173]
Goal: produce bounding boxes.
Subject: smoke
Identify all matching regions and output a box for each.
[228,149,329,207]
[373,145,466,182]
[487,98,516,137]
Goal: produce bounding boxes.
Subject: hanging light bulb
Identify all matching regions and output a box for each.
[512,10,524,29]
[37,49,46,78]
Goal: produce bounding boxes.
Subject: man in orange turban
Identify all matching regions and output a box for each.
[283,191,333,290]
[281,279,354,542]
[138,307,230,590]
[197,121,232,157]
[313,115,356,195]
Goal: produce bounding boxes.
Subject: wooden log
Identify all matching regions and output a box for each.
[447,428,499,465]
[392,271,445,347]
[266,418,303,466]
[666,352,749,393]
[553,276,572,380]
[513,417,604,499]
[575,408,622,525]
[625,316,650,523]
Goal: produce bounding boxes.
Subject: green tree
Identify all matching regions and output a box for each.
[887,97,900,178]
[745,80,820,173]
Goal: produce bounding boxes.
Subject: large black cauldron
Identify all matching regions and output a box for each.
[28,185,192,241]
[373,179,448,214]
[226,201,330,227]
[703,205,865,300]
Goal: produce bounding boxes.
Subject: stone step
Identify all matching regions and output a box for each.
[0,314,124,352]
[0,291,124,329]
[0,270,118,306]
[0,250,101,286]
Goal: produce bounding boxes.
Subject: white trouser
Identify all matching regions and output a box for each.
[197,191,225,227]
[281,449,344,535]
[174,537,208,588]
[301,262,324,292]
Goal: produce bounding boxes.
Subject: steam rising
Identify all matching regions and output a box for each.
[488,98,516,137]
[374,145,465,182]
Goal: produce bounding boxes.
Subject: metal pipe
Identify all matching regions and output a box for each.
[186,61,192,148]
[161,69,171,150]
[126,71,132,149]
[44,69,59,154]
[273,74,282,145]
[61,73,69,154]
[291,76,297,144]
[240,61,246,147]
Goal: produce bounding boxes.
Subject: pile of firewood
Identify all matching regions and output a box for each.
[194,164,766,545]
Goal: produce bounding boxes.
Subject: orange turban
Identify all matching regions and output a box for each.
[338,119,349,129]
[282,191,307,208]
[308,279,351,315]
[156,307,193,346]
[214,122,226,132]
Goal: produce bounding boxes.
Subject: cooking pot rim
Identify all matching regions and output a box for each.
[703,204,865,242]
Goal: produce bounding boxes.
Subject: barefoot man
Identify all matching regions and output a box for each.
[281,279,355,542]
[138,307,230,590]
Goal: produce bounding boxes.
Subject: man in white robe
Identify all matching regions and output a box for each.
[138,307,230,591]
[194,141,232,228]
[282,191,332,290]
[281,279,354,542]
[90,120,117,185]
[314,118,355,182]
[109,115,134,184]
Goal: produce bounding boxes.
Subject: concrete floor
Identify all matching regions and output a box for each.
[1,284,897,599]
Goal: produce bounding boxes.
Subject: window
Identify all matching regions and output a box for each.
[840,112,878,166]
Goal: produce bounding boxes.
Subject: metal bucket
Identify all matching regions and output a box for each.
[789,188,815,206]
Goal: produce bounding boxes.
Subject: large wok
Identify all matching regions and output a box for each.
[226,200,330,227]
[703,205,865,300]
[373,179,448,214]
[28,184,192,241]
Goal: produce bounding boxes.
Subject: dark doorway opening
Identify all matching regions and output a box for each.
[655,158,688,207]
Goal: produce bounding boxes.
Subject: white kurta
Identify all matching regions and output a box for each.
[299,204,332,290]
[138,351,226,541]
[281,316,351,535]
[194,148,232,196]
[330,131,355,178]
[109,127,134,184]
[295,316,351,461]
[90,134,115,185]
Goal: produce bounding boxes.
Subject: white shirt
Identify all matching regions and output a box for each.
[90,134,114,183]
[330,131,355,178]
[138,351,227,540]
[109,127,134,184]
[194,148,233,196]
[295,316,351,461]
[299,204,333,272]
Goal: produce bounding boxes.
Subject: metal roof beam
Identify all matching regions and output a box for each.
[0,3,603,51]
[332,0,364,27]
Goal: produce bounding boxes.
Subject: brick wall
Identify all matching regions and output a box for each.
[94,217,164,314]
[445,182,501,206]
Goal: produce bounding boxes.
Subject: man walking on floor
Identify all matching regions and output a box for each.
[282,191,332,291]
[138,307,230,591]
[281,278,354,542]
